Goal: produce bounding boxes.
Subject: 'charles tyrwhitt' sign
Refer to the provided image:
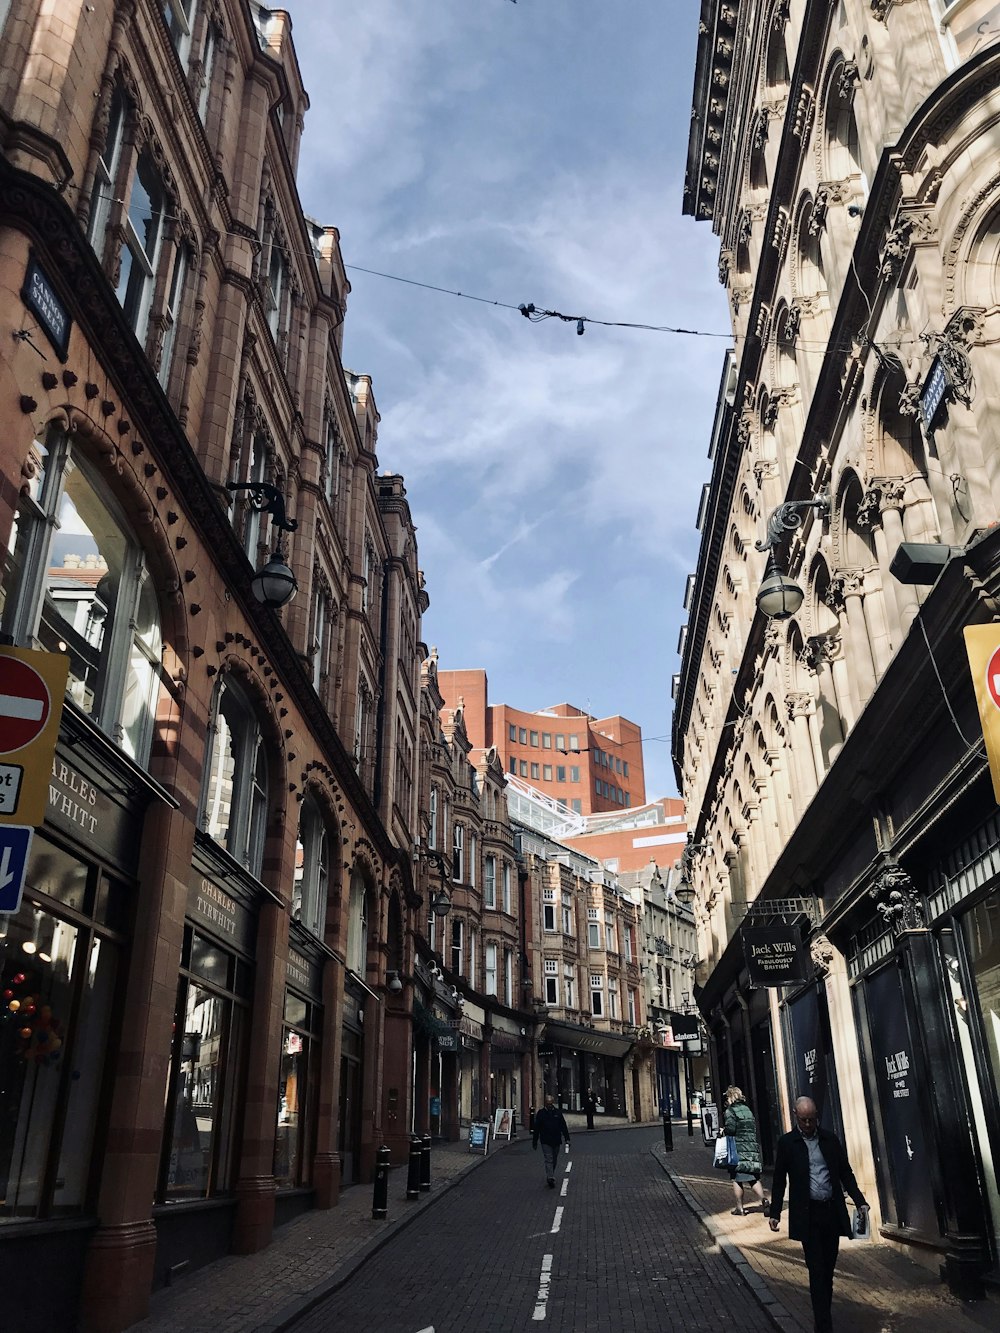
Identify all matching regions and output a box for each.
[743,924,809,987]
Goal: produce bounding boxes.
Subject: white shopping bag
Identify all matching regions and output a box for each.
[851,1206,872,1242]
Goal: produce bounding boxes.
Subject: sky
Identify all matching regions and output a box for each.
[288,0,729,800]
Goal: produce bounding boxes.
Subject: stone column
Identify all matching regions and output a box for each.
[838,573,877,708]
[881,487,920,630]
[785,692,818,805]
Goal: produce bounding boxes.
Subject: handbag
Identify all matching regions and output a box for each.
[726,1134,739,1167]
[713,1135,730,1170]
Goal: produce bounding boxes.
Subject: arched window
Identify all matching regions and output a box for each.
[294,794,330,937]
[1,427,163,763]
[347,870,372,974]
[201,676,269,875]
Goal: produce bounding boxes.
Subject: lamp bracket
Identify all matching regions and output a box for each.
[226,480,298,532]
[755,492,829,553]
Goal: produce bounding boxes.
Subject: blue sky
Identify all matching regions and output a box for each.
[290,1,729,799]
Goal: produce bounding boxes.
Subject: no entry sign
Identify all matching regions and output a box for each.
[0,655,52,752]
[0,646,69,827]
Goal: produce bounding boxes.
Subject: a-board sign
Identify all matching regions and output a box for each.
[493,1107,514,1139]
[469,1120,490,1154]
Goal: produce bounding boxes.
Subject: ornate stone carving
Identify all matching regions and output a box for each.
[785,692,813,720]
[736,413,752,448]
[870,0,895,22]
[836,60,860,104]
[809,933,836,972]
[752,108,770,153]
[737,209,753,249]
[823,579,846,615]
[880,216,913,280]
[761,397,780,433]
[718,248,733,286]
[783,304,801,343]
[773,0,790,29]
[808,188,829,237]
[731,285,753,312]
[897,380,922,417]
[792,87,815,141]
[855,485,884,532]
[870,862,924,933]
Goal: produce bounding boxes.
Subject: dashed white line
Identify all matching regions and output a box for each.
[550,1205,564,1234]
[559,1178,568,1197]
[564,1161,572,1173]
[532,1253,553,1321]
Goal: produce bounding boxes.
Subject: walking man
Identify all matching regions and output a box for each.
[585,1091,597,1131]
[768,1096,870,1333]
[532,1094,570,1187]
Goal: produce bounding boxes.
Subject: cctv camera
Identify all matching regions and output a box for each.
[847,203,863,218]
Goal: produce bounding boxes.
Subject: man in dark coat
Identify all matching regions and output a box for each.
[585,1091,597,1130]
[768,1096,869,1332]
[532,1094,570,1187]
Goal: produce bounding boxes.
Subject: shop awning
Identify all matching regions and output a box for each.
[541,1021,634,1059]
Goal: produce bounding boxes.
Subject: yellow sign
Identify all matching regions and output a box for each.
[963,625,1000,802]
[0,646,69,826]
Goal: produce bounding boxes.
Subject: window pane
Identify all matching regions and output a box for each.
[0,906,80,1220]
[28,835,90,914]
[54,935,119,1210]
[274,1029,308,1187]
[164,981,227,1199]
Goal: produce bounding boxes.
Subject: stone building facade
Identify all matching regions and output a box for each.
[675,0,1000,1294]
[0,4,427,1329]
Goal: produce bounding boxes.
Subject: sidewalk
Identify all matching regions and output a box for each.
[132,1136,516,1333]
[653,1127,999,1333]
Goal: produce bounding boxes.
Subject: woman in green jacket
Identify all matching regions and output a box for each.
[723,1085,768,1216]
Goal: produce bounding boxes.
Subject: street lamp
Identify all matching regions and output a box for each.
[423,849,453,918]
[754,493,830,620]
[226,480,299,608]
[674,837,705,906]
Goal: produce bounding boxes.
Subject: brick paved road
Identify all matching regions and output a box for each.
[290,1127,776,1333]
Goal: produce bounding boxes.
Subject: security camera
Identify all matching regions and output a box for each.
[847,203,864,218]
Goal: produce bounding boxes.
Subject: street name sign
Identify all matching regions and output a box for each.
[0,824,33,914]
[0,646,69,826]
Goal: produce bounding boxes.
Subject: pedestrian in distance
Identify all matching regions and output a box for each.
[722,1085,768,1216]
[585,1090,597,1131]
[768,1095,870,1333]
[532,1094,570,1187]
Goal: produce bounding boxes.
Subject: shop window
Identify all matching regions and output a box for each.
[274,991,319,1189]
[1,428,163,763]
[201,676,269,876]
[0,834,125,1221]
[293,795,330,938]
[160,928,251,1200]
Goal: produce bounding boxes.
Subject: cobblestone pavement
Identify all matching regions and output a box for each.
[655,1128,999,1333]
[290,1127,777,1333]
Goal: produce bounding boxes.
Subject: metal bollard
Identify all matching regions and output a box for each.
[528,1105,535,1132]
[406,1135,422,1200]
[662,1108,674,1153]
[420,1132,432,1192]
[511,1110,517,1139]
[372,1143,391,1219]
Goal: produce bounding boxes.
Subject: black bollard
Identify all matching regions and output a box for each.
[372,1143,391,1219]
[406,1136,422,1200]
[511,1110,517,1139]
[528,1105,535,1132]
[419,1132,432,1192]
[662,1108,674,1153]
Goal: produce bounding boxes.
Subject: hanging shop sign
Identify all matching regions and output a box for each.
[919,355,948,430]
[743,923,810,987]
[670,1011,700,1042]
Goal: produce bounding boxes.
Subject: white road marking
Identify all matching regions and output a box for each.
[0,695,43,721]
[564,1161,572,1173]
[532,1253,553,1321]
[550,1205,564,1233]
[560,1178,568,1197]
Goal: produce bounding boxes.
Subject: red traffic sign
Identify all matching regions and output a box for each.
[0,656,52,753]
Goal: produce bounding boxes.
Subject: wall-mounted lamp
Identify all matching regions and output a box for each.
[675,837,707,906]
[418,847,453,917]
[387,970,403,994]
[226,480,298,608]
[754,492,830,620]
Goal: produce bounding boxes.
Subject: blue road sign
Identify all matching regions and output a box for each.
[0,824,33,913]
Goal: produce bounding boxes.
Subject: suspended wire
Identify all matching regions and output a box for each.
[60,181,989,353]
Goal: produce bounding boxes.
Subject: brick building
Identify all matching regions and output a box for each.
[0,4,427,1329]
[437,667,646,815]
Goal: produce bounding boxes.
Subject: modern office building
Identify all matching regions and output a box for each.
[676,0,1000,1296]
[437,668,646,815]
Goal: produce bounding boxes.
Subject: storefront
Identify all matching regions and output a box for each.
[457,1006,484,1126]
[274,931,325,1227]
[152,834,276,1283]
[782,977,843,1138]
[340,976,368,1183]
[540,1020,631,1116]
[1,723,170,1333]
